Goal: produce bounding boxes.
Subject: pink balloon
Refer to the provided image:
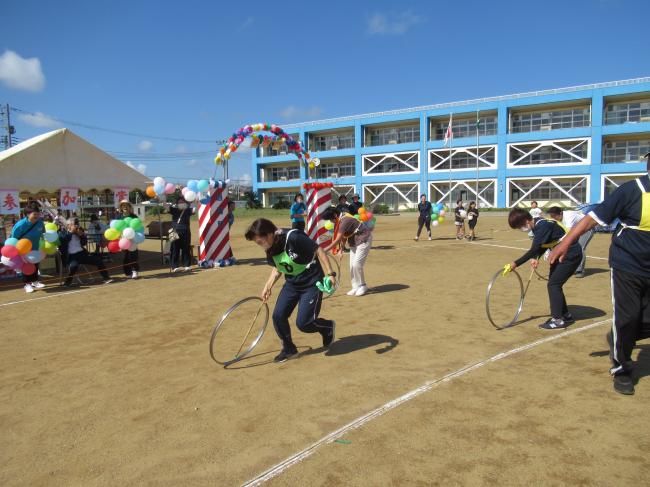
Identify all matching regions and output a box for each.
[181,187,189,195]
[164,183,176,195]
[118,237,131,250]
[8,256,23,269]
[365,212,373,220]
[1,245,18,259]
[22,262,36,275]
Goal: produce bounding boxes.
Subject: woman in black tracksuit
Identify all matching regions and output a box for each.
[505,208,582,330]
[415,194,432,241]
[168,200,194,271]
[245,218,337,363]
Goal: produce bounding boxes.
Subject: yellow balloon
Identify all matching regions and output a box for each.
[224,152,231,160]
[214,155,221,164]
[309,163,315,169]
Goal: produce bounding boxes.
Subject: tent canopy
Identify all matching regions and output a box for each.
[0,129,150,193]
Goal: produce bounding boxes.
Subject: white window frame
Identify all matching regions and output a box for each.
[600,173,646,200]
[363,182,420,210]
[331,185,356,201]
[428,145,498,172]
[507,137,591,169]
[428,178,497,208]
[362,151,420,176]
[506,175,590,208]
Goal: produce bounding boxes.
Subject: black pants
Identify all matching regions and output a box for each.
[66,250,109,282]
[171,229,191,268]
[547,252,581,319]
[416,216,431,237]
[23,263,39,283]
[122,249,140,275]
[610,268,650,375]
[272,282,333,351]
[291,221,305,231]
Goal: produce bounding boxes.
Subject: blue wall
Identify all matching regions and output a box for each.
[253,78,650,207]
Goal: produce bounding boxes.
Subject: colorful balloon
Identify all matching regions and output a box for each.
[21,262,36,275]
[153,176,166,187]
[1,245,19,259]
[44,222,58,232]
[184,190,196,202]
[107,240,121,253]
[118,238,131,250]
[438,216,445,224]
[129,218,143,230]
[16,239,32,255]
[187,180,199,192]
[146,186,156,198]
[197,179,210,192]
[122,227,136,240]
[4,237,18,247]
[134,232,146,244]
[25,250,43,264]
[43,241,57,255]
[104,228,120,241]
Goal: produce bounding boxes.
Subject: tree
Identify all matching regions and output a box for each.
[244,191,262,209]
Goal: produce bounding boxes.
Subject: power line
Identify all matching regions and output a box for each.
[10,105,225,144]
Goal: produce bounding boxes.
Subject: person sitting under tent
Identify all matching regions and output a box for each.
[59,218,112,287]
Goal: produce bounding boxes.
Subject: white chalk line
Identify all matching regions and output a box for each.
[468,241,608,261]
[241,318,612,486]
[0,288,96,307]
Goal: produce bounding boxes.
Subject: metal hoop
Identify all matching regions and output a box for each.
[485,268,525,330]
[209,296,269,366]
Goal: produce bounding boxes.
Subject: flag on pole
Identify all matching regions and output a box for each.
[443,114,453,147]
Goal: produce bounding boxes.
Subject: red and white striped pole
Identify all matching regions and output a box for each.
[198,180,234,266]
[304,181,334,248]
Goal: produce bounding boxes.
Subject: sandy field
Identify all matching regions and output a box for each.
[1,212,648,486]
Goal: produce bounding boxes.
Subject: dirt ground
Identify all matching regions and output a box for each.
[1,212,648,486]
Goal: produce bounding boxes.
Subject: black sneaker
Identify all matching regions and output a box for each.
[613,374,634,395]
[539,318,569,330]
[273,348,299,363]
[322,320,336,348]
[562,313,575,325]
[63,278,73,288]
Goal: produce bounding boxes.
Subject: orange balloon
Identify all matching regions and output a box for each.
[358,207,366,214]
[146,186,156,198]
[16,238,32,255]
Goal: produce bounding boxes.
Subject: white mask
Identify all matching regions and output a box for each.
[520,226,530,232]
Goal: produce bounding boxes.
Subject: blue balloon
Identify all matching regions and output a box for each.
[4,237,18,247]
[134,232,146,244]
[187,180,199,192]
[197,179,210,192]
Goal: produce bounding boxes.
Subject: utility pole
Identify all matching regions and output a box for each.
[2,104,15,149]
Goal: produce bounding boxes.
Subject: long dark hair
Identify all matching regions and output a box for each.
[244,218,285,256]
[320,207,340,221]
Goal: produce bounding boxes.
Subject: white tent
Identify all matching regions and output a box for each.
[0,128,150,192]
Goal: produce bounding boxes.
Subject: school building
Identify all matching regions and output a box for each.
[251,77,650,210]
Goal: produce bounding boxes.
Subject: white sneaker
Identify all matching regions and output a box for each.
[131,271,139,279]
[428,236,432,241]
[414,236,419,241]
[103,279,113,285]
[184,266,191,271]
[32,281,45,289]
[172,267,182,273]
[355,285,368,296]
[24,283,35,293]
[347,288,358,296]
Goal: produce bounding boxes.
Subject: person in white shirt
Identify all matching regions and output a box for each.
[547,206,594,278]
[529,201,543,219]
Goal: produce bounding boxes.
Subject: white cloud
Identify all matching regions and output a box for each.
[173,144,188,154]
[240,17,254,29]
[137,140,154,152]
[126,161,147,174]
[17,111,61,128]
[185,159,198,167]
[280,105,323,121]
[366,11,423,35]
[0,50,46,92]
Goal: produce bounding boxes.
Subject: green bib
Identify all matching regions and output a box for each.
[271,230,311,276]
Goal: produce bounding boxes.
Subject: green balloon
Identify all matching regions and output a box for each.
[130,218,143,230]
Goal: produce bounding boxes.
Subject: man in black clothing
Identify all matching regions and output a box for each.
[505,208,582,330]
[336,195,351,215]
[59,219,112,286]
[415,194,433,241]
[550,153,650,395]
[349,194,363,215]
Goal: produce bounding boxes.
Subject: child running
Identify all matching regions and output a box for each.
[415,194,433,241]
[466,201,479,241]
[504,208,582,329]
[245,218,336,363]
[454,199,466,240]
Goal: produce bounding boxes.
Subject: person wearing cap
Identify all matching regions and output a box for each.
[118,200,140,279]
[349,194,363,215]
[10,201,46,293]
[547,206,594,278]
[549,151,650,396]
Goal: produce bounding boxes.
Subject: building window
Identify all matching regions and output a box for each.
[510,106,590,133]
[259,134,300,157]
[430,115,497,140]
[365,125,420,146]
[508,138,589,167]
[310,133,355,151]
[363,151,419,175]
[603,139,650,163]
[314,159,355,179]
[602,174,646,198]
[604,100,650,125]
[508,177,588,207]
[429,180,496,208]
[266,190,299,207]
[363,183,419,211]
[331,185,355,204]
[264,166,300,182]
[429,146,497,171]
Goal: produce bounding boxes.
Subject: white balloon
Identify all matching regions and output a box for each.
[122,227,136,240]
[184,190,197,202]
[432,220,439,227]
[153,176,166,187]
[129,240,138,251]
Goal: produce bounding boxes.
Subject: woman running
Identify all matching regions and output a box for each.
[321,207,373,296]
[466,201,479,241]
[415,194,432,241]
[245,218,336,363]
[504,208,582,330]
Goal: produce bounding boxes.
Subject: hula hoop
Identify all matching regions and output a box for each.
[322,253,341,299]
[485,267,535,330]
[209,296,269,366]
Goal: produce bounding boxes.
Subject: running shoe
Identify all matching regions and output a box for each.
[322,320,336,348]
[538,318,569,330]
[613,373,634,395]
[273,348,299,363]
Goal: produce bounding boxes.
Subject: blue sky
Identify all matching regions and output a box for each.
[1,0,649,185]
